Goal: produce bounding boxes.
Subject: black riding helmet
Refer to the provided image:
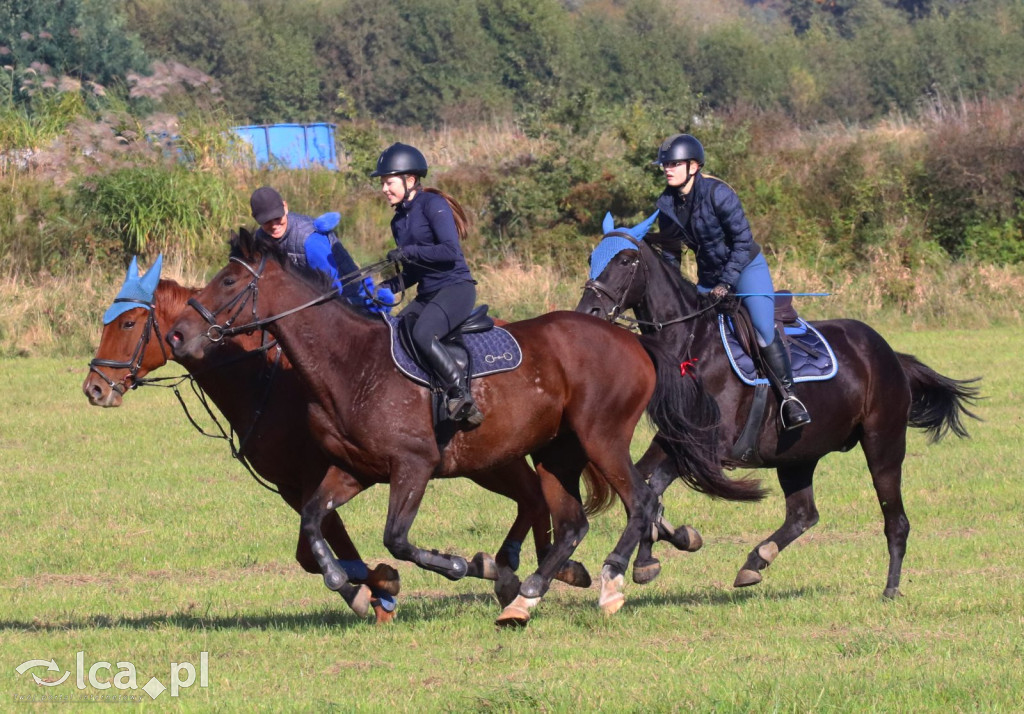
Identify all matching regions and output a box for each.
[370,143,429,178]
[654,134,705,167]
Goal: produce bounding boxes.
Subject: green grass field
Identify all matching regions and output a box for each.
[2,327,1021,712]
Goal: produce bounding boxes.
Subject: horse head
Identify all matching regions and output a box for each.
[167,228,339,363]
[577,210,659,321]
[84,254,169,406]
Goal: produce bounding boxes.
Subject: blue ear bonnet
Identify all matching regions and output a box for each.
[103,254,163,324]
[588,210,659,280]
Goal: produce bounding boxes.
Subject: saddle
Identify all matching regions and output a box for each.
[718,292,837,466]
[383,305,522,440]
[719,292,837,386]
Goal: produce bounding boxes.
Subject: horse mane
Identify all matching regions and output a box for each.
[641,239,738,323]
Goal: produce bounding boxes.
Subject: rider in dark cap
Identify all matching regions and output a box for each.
[250,186,390,312]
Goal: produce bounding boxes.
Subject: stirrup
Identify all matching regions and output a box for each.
[780,396,811,431]
[446,391,485,427]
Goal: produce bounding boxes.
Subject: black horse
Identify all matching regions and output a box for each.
[577,213,981,598]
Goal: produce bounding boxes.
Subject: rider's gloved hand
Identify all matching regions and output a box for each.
[710,283,730,299]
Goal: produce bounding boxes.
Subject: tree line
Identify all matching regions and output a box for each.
[4,0,1023,127]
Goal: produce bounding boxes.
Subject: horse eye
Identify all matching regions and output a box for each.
[223,276,237,287]
[121,320,136,330]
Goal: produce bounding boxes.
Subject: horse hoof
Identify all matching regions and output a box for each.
[372,599,397,625]
[470,552,499,581]
[733,569,762,588]
[599,591,625,616]
[554,560,592,589]
[599,566,626,615]
[367,563,401,596]
[882,587,902,600]
[343,584,372,618]
[632,558,661,585]
[495,595,539,628]
[494,568,521,608]
[679,525,703,552]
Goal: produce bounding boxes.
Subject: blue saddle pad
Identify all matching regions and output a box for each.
[718,315,837,386]
[383,315,523,387]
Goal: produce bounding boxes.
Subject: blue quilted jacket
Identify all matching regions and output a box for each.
[655,173,762,290]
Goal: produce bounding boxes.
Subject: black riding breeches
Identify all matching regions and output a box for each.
[399,282,477,356]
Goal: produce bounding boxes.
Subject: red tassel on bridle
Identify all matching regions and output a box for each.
[680,357,699,377]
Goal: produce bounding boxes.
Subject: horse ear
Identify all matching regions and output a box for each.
[602,212,615,235]
[140,254,163,294]
[126,255,139,283]
[636,210,660,238]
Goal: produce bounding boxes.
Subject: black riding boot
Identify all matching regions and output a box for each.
[425,337,484,427]
[761,332,811,431]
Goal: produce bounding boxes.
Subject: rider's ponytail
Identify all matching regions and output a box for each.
[423,187,468,241]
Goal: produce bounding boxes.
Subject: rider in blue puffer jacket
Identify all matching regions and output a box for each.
[653,134,810,431]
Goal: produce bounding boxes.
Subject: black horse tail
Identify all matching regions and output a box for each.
[897,352,982,442]
[638,336,767,502]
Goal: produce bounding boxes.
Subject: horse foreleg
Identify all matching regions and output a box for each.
[497,445,589,627]
[381,467,468,582]
[598,460,659,615]
[299,468,372,618]
[637,439,704,561]
[735,464,819,588]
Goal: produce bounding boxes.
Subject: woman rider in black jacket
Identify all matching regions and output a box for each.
[373,143,484,427]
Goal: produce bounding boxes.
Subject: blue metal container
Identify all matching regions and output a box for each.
[231,123,339,170]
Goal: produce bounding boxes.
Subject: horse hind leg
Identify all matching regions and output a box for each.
[735,463,820,588]
[861,431,910,599]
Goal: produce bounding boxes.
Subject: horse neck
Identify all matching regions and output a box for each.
[257,265,379,410]
[637,243,714,351]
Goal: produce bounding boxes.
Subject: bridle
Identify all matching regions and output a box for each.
[88,298,168,395]
[582,231,719,332]
[185,254,337,342]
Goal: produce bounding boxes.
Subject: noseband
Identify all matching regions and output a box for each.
[88,298,168,394]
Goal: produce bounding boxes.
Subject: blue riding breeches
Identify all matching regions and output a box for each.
[698,253,776,346]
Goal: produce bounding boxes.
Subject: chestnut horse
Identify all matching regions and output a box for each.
[167,229,763,625]
[577,215,981,598]
[83,257,589,623]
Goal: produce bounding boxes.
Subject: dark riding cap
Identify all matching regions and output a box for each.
[654,134,705,167]
[370,143,429,178]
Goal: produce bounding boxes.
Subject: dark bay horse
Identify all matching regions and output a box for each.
[82,258,587,623]
[167,229,763,625]
[577,215,980,598]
